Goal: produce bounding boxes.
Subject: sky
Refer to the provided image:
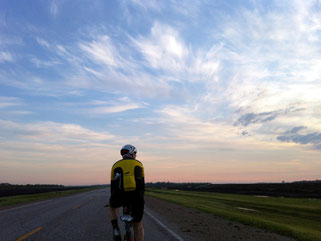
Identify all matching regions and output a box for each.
[0,0,321,185]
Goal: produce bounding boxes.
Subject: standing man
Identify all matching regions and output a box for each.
[109,144,145,241]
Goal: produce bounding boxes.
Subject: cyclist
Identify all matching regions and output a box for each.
[109,144,145,241]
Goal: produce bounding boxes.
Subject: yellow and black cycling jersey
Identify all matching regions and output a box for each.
[110,158,145,193]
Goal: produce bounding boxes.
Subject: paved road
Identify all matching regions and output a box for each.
[0,189,186,241]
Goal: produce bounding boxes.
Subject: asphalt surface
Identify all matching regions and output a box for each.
[0,188,186,241]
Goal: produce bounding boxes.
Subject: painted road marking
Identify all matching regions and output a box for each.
[145,209,184,241]
[73,204,82,209]
[0,200,52,214]
[16,227,43,241]
[237,207,259,212]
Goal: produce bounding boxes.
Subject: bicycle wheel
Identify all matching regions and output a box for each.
[124,222,133,241]
[123,233,133,241]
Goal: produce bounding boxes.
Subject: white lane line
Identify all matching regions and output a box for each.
[0,200,52,214]
[145,209,184,241]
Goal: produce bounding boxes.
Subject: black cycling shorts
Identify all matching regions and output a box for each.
[109,191,144,222]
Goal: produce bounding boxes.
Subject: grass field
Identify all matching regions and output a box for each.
[0,187,101,208]
[146,189,321,241]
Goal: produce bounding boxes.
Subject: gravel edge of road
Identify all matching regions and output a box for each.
[145,195,297,241]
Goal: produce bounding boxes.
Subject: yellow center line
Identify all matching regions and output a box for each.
[73,204,82,209]
[16,227,43,241]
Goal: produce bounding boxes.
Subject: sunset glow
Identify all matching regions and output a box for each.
[0,0,320,185]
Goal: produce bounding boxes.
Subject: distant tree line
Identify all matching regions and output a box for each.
[146,180,321,198]
[0,183,108,197]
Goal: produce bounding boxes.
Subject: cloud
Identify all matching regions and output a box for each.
[192,46,221,79]
[0,34,23,46]
[0,97,32,116]
[0,120,114,144]
[80,98,146,115]
[128,0,162,11]
[50,1,58,17]
[0,51,14,63]
[79,35,122,68]
[277,125,321,149]
[2,1,321,151]
[36,38,50,48]
[132,22,188,71]
[278,132,321,149]
[56,45,70,56]
[31,57,61,68]
[0,31,173,99]
[61,32,172,98]
[0,97,22,109]
[122,0,200,19]
[0,12,6,26]
[2,110,32,115]
[83,66,104,78]
[284,126,306,134]
[170,0,201,18]
[234,111,279,127]
[2,0,321,184]
[157,105,244,147]
[90,103,143,114]
[200,1,321,127]
[131,21,220,86]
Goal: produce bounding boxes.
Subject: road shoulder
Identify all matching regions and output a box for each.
[145,195,297,241]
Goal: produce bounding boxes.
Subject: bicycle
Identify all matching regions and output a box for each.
[106,203,134,241]
[108,173,135,241]
[120,204,134,241]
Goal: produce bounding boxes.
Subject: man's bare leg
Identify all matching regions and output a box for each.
[109,206,119,220]
[133,221,144,241]
[109,207,121,239]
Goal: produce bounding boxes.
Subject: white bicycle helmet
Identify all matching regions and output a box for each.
[120,144,137,158]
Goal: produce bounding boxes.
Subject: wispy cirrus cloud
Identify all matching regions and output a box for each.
[0,51,14,63]
[50,0,58,17]
[31,57,61,68]
[127,0,163,12]
[0,120,114,143]
[132,22,188,72]
[63,32,172,98]
[90,103,144,114]
[122,0,201,19]
[130,21,221,87]
[0,96,31,115]
[74,97,147,116]
[188,1,321,148]
[1,0,321,185]
[79,35,123,68]
[2,0,321,152]
[0,96,22,108]
[36,38,50,48]
[155,104,283,154]
[0,12,6,26]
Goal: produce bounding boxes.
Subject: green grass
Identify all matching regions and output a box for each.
[0,187,101,208]
[146,189,321,241]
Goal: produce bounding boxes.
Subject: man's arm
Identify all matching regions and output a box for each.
[111,166,123,193]
[135,165,145,191]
